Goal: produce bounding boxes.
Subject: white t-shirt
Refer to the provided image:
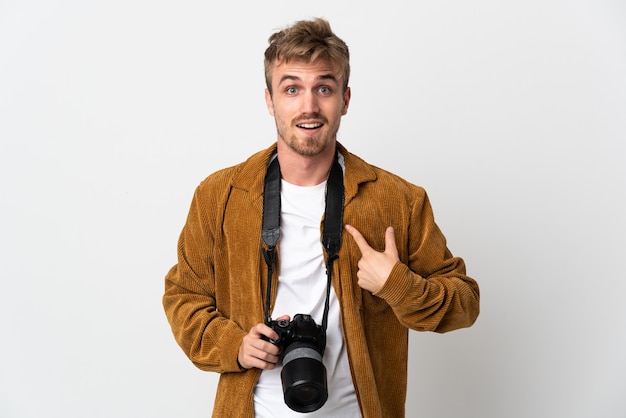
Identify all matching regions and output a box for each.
[253,176,361,417]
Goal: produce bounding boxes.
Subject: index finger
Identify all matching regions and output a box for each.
[252,323,279,342]
[344,224,372,253]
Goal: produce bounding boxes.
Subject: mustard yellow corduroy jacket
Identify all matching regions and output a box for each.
[163,142,480,417]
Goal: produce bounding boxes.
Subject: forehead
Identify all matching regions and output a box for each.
[270,58,342,85]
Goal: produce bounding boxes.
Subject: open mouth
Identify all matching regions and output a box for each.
[296,122,323,130]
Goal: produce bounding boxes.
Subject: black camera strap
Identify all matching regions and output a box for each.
[261,153,345,331]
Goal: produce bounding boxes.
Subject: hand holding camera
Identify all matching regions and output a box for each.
[262,313,329,413]
[237,319,285,370]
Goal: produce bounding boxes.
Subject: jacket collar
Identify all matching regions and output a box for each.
[231,142,378,206]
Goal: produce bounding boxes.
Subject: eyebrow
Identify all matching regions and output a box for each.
[278,73,339,85]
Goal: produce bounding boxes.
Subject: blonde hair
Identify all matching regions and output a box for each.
[264,18,350,94]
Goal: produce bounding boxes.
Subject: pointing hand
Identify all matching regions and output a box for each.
[344,225,400,293]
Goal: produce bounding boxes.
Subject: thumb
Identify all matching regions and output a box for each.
[384,226,398,256]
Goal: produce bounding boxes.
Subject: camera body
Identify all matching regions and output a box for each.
[265,314,326,357]
[264,314,328,413]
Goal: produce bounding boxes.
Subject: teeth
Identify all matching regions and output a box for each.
[298,123,322,129]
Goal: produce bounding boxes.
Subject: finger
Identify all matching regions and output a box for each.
[261,315,290,341]
[241,345,280,370]
[256,324,279,342]
[384,226,398,256]
[248,323,279,350]
[239,328,281,369]
[344,224,372,253]
[251,343,280,363]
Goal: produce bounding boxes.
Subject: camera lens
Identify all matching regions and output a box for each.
[281,343,328,413]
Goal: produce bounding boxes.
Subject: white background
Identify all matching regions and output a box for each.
[1,1,625,417]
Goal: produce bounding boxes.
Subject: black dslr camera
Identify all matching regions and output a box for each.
[264,314,328,413]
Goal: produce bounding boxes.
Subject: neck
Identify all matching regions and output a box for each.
[276,142,336,186]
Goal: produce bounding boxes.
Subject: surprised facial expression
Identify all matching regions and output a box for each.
[265,59,351,157]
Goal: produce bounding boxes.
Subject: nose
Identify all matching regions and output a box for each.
[301,90,320,114]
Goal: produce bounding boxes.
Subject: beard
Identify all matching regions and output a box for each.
[275,113,340,157]
[280,133,328,156]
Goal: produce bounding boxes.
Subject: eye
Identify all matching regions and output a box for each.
[286,86,298,94]
[318,86,332,95]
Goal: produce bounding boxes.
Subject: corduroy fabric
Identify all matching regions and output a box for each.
[163,142,480,417]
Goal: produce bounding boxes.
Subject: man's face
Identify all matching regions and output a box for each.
[265,58,351,157]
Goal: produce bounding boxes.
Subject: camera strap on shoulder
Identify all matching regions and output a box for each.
[261,153,345,330]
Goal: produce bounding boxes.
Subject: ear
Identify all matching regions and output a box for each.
[265,88,274,116]
[341,87,351,116]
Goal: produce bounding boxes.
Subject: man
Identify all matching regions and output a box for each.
[163,18,479,417]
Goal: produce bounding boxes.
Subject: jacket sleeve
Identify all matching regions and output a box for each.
[374,188,480,333]
[162,184,246,373]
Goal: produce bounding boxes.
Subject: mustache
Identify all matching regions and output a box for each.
[294,113,327,124]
